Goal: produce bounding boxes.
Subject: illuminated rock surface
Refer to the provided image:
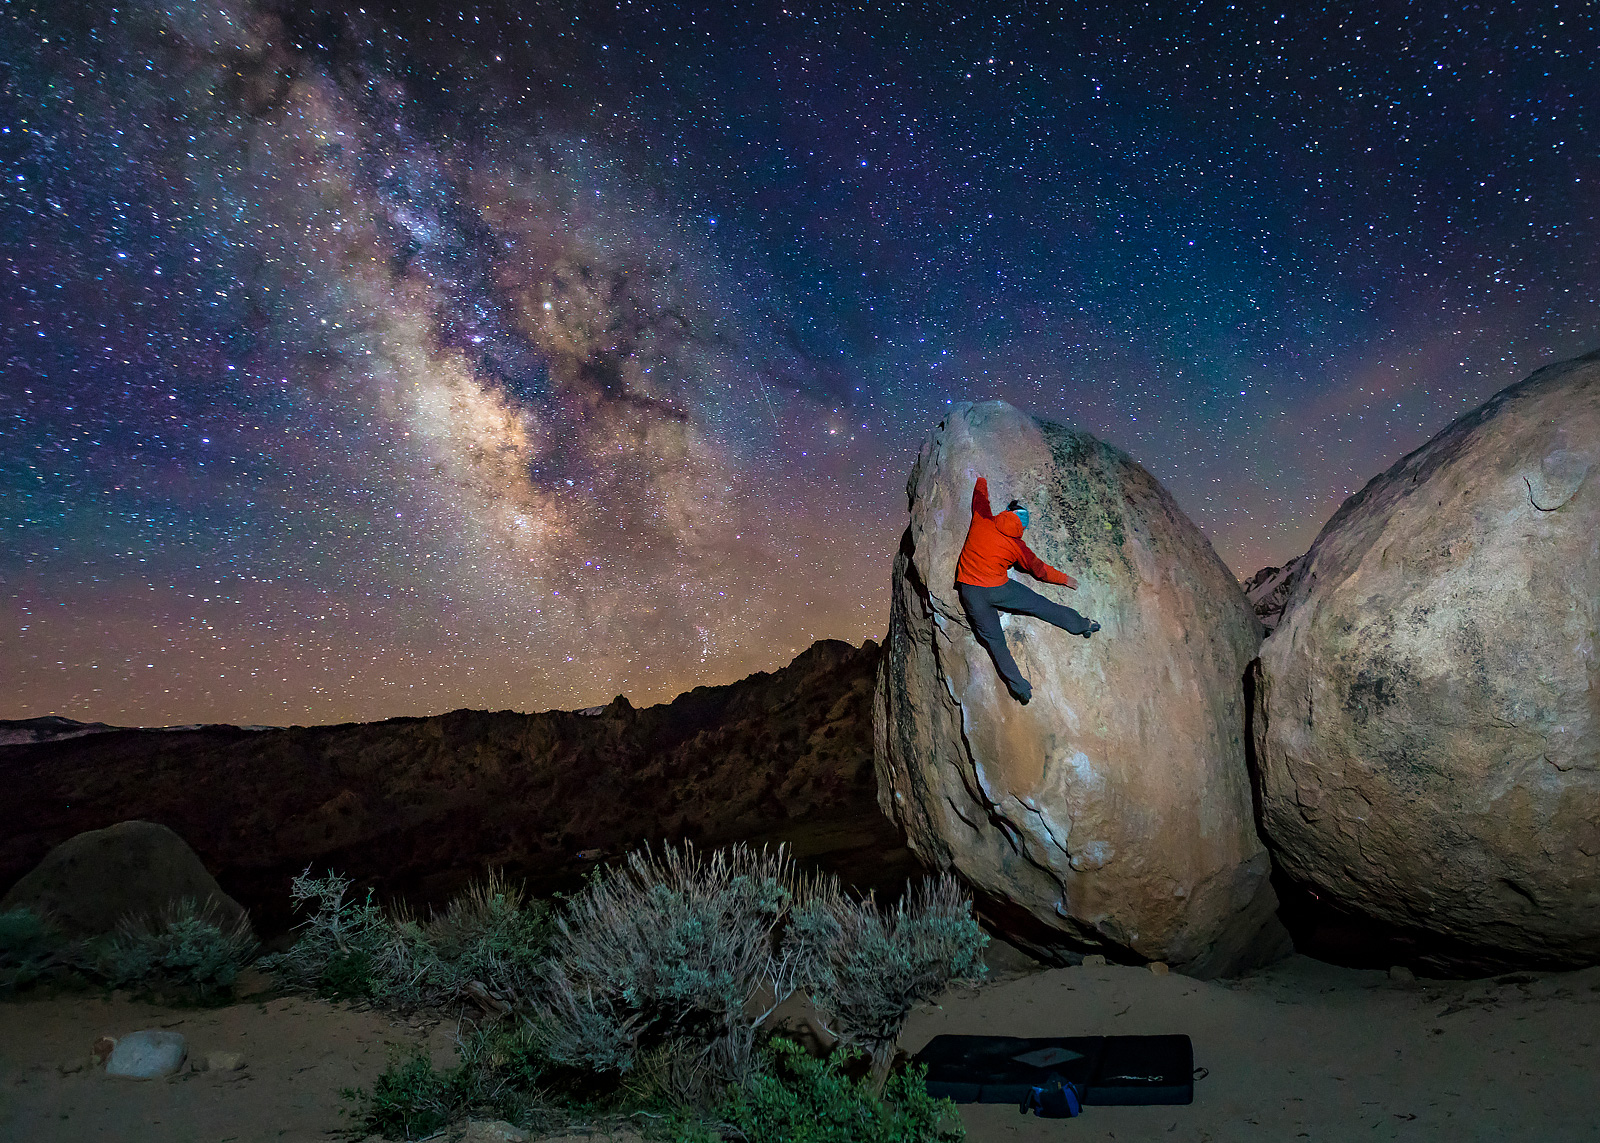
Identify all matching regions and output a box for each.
[104,1030,188,1080]
[1254,350,1600,969]
[876,401,1282,975]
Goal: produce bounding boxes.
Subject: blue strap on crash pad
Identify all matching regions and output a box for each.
[1020,1074,1082,1118]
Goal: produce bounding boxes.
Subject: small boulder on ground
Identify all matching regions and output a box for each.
[0,820,250,938]
[104,1030,187,1079]
[193,1050,246,1072]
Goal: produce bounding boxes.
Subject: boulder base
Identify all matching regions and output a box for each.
[1255,350,1600,969]
[0,820,250,938]
[875,401,1282,976]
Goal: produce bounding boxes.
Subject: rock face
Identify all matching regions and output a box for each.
[875,401,1280,975]
[1254,350,1600,969]
[0,821,251,938]
[1242,555,1304,634]
[2,641,913,934]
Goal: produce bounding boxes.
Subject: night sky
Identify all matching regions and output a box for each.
[3,0,1596,726]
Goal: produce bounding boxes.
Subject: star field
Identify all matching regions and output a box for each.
[2,0,1596,725]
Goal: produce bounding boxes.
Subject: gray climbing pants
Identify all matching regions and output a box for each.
[957,579,1092,701]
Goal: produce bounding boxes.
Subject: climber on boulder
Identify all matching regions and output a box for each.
[955,476,1099,704]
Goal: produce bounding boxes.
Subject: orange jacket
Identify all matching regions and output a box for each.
[954,477,1073,588]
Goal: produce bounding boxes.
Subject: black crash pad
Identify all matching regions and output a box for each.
[913,1034,1194,1106]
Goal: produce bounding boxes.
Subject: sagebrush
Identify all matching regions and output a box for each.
[788,874,988,1088]
[100,898,258,998]
[0,907,77,992]
[342,1046,454,1140]
[684,1038,965,1143]
[533,843,801,1101]
[262,868,552,1010]
[282,845,988,1139]
[0,900,256,999]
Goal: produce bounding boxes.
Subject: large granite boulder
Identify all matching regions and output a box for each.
[1254,350,1600,969]
[0,820,251,938]
[875,401,1281,976]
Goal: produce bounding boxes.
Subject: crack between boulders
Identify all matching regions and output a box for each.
[914,562,1072,888]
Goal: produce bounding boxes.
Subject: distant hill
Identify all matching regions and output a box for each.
[0,639,913,935]
[0,715,125,747]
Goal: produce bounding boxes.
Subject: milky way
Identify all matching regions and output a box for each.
[3,1,1596,724]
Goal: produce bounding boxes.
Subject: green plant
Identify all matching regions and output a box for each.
[265,868,553,1011]
[426,870,553,1011]
[343,1047,454,1140]
[693,1038,964,1143]
[0,907,78,992]
[787,875,987,1090]
[99,898,258,999]
[533,843,800,1102]
[261,869,403,1001]
[288,853,988,1136]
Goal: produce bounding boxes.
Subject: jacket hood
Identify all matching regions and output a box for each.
[995,511,1026,538]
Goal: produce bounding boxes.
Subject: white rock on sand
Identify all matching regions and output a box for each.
[0,991,455,1141]
[104,1030,187,1080]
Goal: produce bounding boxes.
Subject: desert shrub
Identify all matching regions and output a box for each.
[532,843,801,1101]
[425,870,553,1010]
[298,851,985,1136]
[446,1020,554,1120]
[344,1023,567,1139]
[266,868,553,1012]
[0,907,78,992]
[682,1038,963,1143]
[262,869,406,1001]
[787,874,987,1089]
[3,901,258,999]
[98,898,258,999]
[343,1046,455,1140]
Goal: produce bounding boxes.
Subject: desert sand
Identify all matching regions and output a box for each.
[4,954,1598,1142]
[905,954,1600,1142]
[0,985,456,1142]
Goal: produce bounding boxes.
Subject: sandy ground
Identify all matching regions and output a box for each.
[903,954,1600,1143]
[0,987,457,1143]
[3,956,1598,1142]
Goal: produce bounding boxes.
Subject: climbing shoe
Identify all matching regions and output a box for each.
[1082,621,1101,639]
